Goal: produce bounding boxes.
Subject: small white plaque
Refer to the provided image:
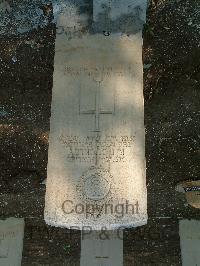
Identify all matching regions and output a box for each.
[81,230,123,266]
[179,220,200,266]
[0,218,24,266]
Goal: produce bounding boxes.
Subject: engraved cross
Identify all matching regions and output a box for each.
[79,79,114,132]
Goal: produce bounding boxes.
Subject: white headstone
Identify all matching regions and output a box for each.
[81,230,123,266]
[0,218,24,266]
[45,0,147,230]
[179,220,200,266]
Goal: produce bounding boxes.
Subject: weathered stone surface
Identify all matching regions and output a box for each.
[179,220,200,266]
[44,32,147,230]
[81,230,123,265]
[93,0,147,33]
[0,218,24,266]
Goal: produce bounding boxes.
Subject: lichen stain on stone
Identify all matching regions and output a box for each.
[92,4,145,35]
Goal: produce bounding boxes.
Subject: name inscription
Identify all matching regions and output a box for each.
[65,65,133,78]
[58,135,135,163]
